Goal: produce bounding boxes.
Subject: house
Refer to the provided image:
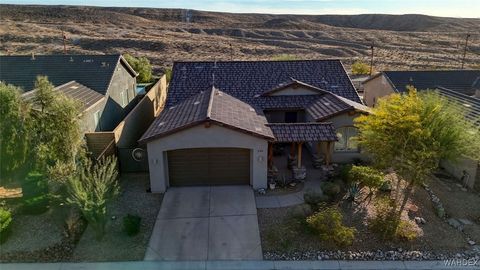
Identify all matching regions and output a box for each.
[139,60,369,193]
[363,70,480,107]
[0,54,138,132]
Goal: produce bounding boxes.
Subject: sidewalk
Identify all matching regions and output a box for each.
[2,260,475,270]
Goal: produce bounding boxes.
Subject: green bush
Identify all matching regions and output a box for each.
[304,191,330,210]
[368,197,418,241]
[322,182,341,199]
[349,165,384,193]
[21,194,50,215]
[338,164,353,182]
[0,208,13,243]
[351,60,371,75]
[123,214,141,236]
[22,172,48,199]
[306,206,356,247]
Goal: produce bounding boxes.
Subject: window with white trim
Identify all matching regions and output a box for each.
[334,126,359,152]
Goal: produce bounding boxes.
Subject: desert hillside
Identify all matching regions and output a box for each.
[0,5,479,72]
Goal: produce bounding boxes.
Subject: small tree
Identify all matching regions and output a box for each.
[355,88,480,227]
[124,54,153,83]
[29,76,82,174]
[0,82,30,181]
[164,67,172,84]
[351,60,371,75]
[67,156,120,240]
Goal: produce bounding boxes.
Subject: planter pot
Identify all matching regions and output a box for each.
[269,183,276,190]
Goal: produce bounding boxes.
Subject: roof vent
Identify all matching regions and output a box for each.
[181,66,187,71]
[249,108,255,112]
[70,85,79,89]
[193,101,200,105]
[101,62,107,67]
[158,122,165,127]
[254,94,260,98]
[83,59,93,63]
[169,106,176,110]
[323,102,330,106]
[69,57,74,62]
[195,65,203,69]
[321,77,328,84]
[31,52,35,60]
[463,103,472,108]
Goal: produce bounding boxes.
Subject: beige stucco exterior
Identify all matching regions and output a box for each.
[363,74,396,107]
[270,85,321,96]
[145,124,269,193]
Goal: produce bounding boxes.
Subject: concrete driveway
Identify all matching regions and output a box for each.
[144,186,262,261]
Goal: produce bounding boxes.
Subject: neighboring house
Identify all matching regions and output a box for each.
[139,60,369,193]
[363,70,480,107]
[0,54,138,132]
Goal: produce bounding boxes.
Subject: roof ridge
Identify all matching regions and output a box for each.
[206,86,216,119]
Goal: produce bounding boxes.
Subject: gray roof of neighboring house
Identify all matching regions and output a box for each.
[366,70,480,96]
[22,81,105,112]
[436,87,480,128]
[266,123,337,142]
[167,60,362,107]
[306,93,371,121]
[139,87,275,143]
[0,54,136,95]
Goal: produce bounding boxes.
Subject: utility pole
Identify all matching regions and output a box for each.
[369,41,375,76]
[62,30,67,54]
[461,34,471,69]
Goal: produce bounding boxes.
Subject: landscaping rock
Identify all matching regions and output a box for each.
[468,240,476,246]
[458,218,473,226]
[414,217,426,225]
[447,218,463,231]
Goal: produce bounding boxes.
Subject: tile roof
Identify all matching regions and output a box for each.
[261,78,329,96]
[436,87,480,128]
[266,123,337,142]
[139,87,274,143]
[374,70,480,96]
[22,81,105,112]
[0,54,135,94]
[167,60,362,107]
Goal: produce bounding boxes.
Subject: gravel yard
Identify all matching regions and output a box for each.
[258,173,478,261]
[72,173,162,261]
[0,210,64,254]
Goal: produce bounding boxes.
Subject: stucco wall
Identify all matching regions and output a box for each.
[270,86,321,96]
[306,111,367,163]
[114,75,168,148]
[440,157,479,190]
[146,124,269,193]
[363,75,395,107]
[101,61,136,131]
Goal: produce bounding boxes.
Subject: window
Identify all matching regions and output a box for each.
[121,90,128,107]
[94,110,101,131]
[334,127,359,152]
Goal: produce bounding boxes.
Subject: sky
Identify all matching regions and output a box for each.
[4,0,480,18]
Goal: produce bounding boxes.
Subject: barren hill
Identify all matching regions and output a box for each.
[1,4,479,72]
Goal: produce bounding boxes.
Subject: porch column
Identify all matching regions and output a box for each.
[325,141,332,166]
[297,142,303,168]
[267,142,273,169]
[290,142,296,157]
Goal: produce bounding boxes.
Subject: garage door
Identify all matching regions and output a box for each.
[167,148,250,186]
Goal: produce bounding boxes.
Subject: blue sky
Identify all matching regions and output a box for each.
[5,0,480,18]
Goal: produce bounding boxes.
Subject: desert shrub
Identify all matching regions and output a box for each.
[338,164,352,182]
[304,191,330,210]
[123,214,141,236]
[306,206,356,247]
[271,54,299,61]
[351,60,371,75]
[67,156,119,240]
[21,194,50,215]
[349,165,384,194]
[22,172,48,199]
[0,208,13,243]
[369,197,418,241]
[322,182,341,199]
[164,67,172,83]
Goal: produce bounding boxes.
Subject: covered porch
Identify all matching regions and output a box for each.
[265,123,338,186]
